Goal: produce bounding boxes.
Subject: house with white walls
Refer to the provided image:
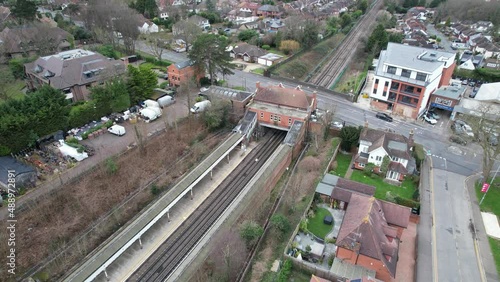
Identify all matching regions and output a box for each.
[354,128,415,181]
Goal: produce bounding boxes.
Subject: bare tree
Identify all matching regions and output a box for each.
[463,104,500,180]
[209,229,247,281]
[144,33,171,62]
[172,18,202,51]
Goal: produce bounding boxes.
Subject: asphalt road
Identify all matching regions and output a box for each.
[114,40,500,281]
[426,24,455,53]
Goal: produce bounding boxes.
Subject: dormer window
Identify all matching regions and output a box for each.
[43,70,54,78]
[34,65,43,73]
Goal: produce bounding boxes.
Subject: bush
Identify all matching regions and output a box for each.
[9,57,35,79]
[97,45,120,59]
[68,102,97,129]
[151,184,160,195]
[394,196,419,208]
[270,214,291,239]
[106,158,118,174]
[262,44,271,50]
[159,81,169,89]
[363,163,375,176]
[278,260,292,282]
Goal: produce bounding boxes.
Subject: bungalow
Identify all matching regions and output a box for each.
[230,43,267,63]
[354,128,415,182]
[315,173,376,210]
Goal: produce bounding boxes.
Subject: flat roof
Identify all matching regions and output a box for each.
[315,182,334,196]
[380,43,455,73]
[284,120,304,145]
[433,85,465,100]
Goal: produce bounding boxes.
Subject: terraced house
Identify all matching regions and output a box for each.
[370,43,456,119]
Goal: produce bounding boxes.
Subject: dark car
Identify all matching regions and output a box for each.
[376,112,393,122]
[449,135,467,146]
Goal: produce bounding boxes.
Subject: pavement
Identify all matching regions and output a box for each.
[396,220,417,282]
[318,204,345,240]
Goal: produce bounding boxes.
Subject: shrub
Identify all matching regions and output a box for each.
[270,214,291,239]
[278,260,292,282]
[363,163,375,176]
[279,40,300,55]
[151,184,160,195]
[159,81,169,89]
[106,158,118,174]
[394,196,419,208]
[262,44,271,50]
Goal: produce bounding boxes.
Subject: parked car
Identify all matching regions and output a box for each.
[157,95,175,108]
[331,121,344,129]
[375,112,393,122]
[462,80,468,85]
[423,115,437,125]
[451,122,465,135]
[462,124,475,137]
[449,135,467,145]
[489,134,498,146]
[426,111,440,120]
[469,81,476,87]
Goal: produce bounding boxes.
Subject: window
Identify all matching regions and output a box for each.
[288,118,292,125]
[375,79,379,84]
[416,72,427,81]
[387,66,396,74]
[401,69,411,78]
[416,88,422,93]
[391,82,399,90]
[385,81,389,87]
[270,114,274,120]
[359,163,365,168]
[278,116,281,122]
[260,112,264,119]
[376,156,382,161]
[392,156,399,162]
[373,87,377,94]
[382,91,387,97]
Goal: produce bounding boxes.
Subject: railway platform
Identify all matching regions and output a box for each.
[64,133,245,282]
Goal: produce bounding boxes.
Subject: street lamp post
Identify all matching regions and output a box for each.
[479,164,500,205]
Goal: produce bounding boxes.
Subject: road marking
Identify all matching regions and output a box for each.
[429,156,439,282]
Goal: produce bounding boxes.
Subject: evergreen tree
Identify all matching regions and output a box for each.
[188,34,235,85]
[11,0,38,23]
[126,65,158,104]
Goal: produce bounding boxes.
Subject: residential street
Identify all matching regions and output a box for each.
[426,24,455,53]
[3,40,497,281]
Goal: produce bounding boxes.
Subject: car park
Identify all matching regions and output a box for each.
[375,112,393,122]
[449,135,467,145]
[423,115,437,125]
[451,122,465,135]
[462,124,474,137]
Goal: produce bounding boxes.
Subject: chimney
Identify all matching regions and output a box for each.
[256,81,260,89]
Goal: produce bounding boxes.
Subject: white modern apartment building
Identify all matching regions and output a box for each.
[370,43,456,119]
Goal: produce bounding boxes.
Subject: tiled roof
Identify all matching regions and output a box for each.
[336,178,376,196]
[336,194,409,278]
[0,25,70,54]
[380,200,411,228]
[254,83,310,110]
[361,128,412,160]
[231,42,267,57]
[388,161,408,174]
[25,49,126,90]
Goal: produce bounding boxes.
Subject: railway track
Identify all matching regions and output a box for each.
[128,131,286,281]
[309,0,384,88]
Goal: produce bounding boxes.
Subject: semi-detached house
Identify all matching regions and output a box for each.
[370,43,456,119]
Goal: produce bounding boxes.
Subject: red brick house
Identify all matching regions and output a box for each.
[247,82,317,130]
[167,60,202,87]
[315,173,375,210]
[335,194,411,282]
[257,4,281,18]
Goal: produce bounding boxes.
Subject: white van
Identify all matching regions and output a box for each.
[108,125,126,136]
[190,100,211,114]
[140,107,162,122]
[142,99,160,108]
[157,95,175,108]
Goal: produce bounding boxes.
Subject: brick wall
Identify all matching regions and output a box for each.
[371,99,389,111]
[439,62,456,87]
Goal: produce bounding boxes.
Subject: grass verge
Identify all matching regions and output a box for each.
[1,80,26,103]
[350,170,416,200]
[489,237,500,276]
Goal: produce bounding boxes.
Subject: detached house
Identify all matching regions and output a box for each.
[230,43,267,63]
[257,4,281,18]
[25,49,126,101]
[354,128,415,182]
[336,193,411,281]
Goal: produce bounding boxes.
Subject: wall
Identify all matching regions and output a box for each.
[250,107,306,129]
[371,99,389,111]
[439,62,456,87]
[167,65,202,87]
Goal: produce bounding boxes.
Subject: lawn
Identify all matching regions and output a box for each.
[489,237,500,276]
[307,207,333,239]
[350,170,417,200]
[475,177,500,216]
[332,153,352,178]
